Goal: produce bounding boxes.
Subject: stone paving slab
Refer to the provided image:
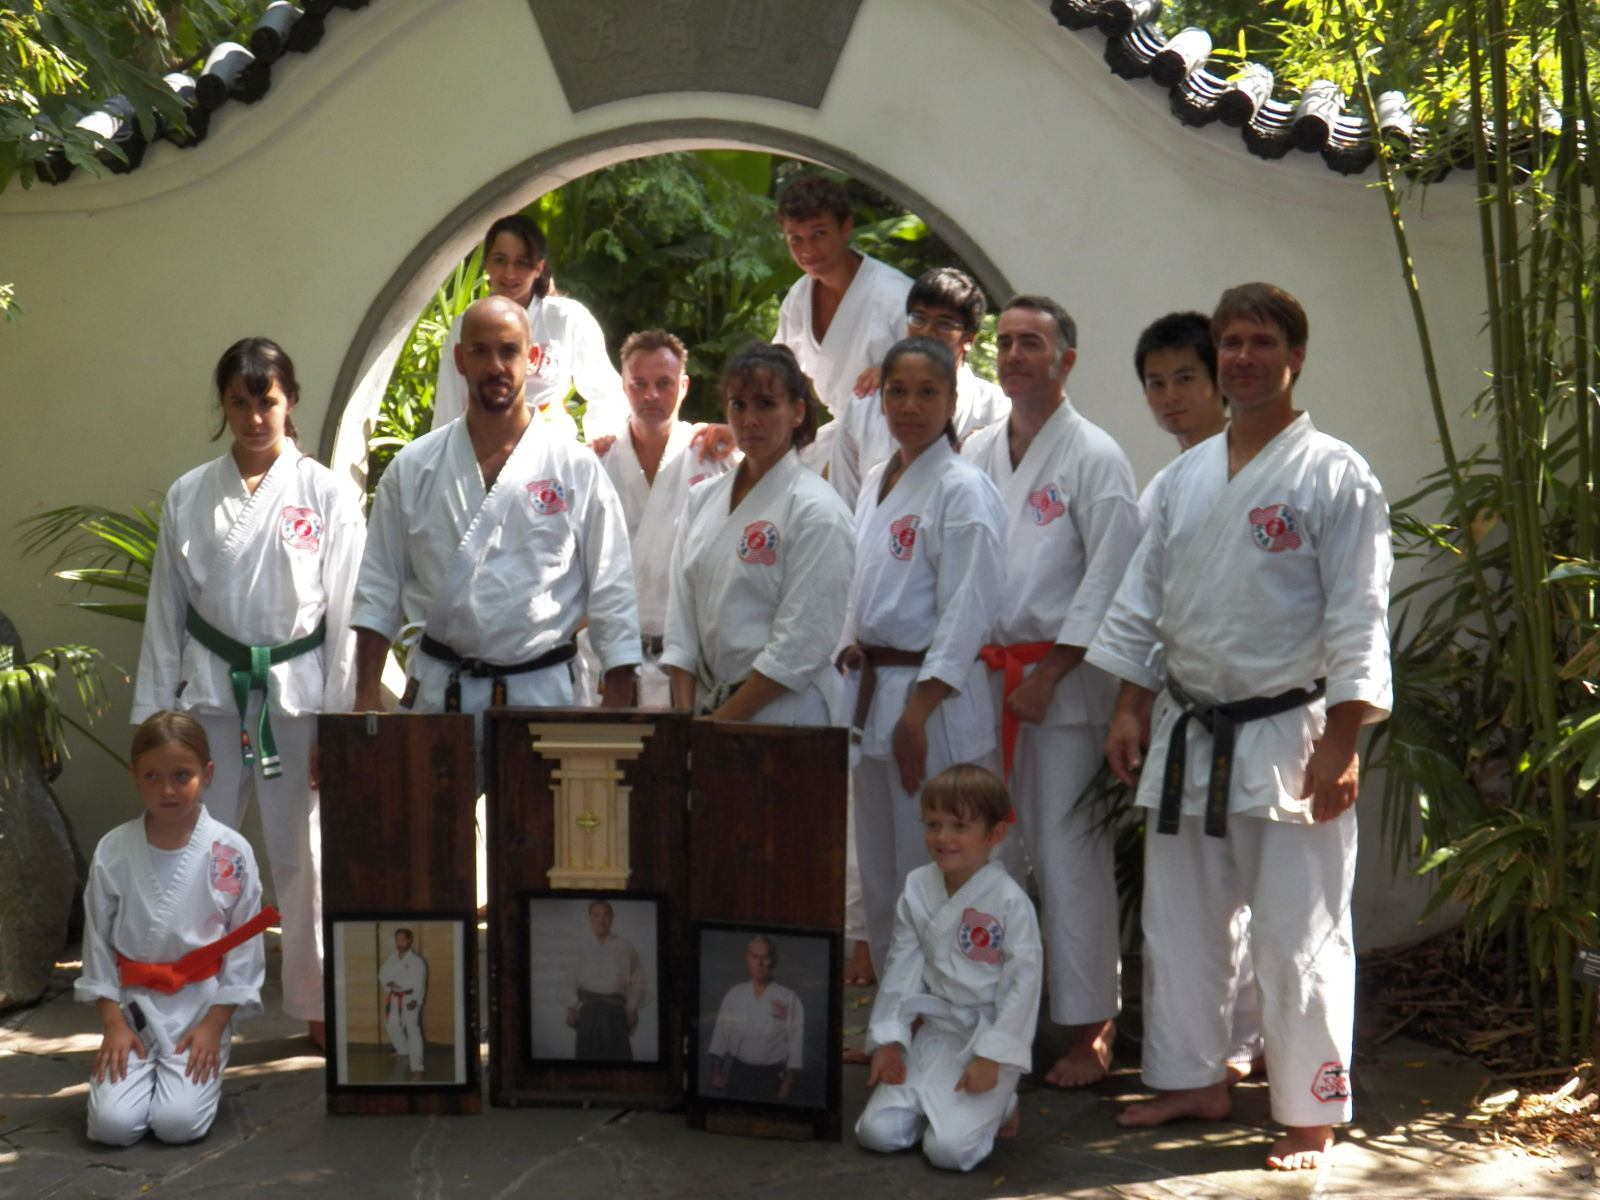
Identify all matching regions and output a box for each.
[3,946,1595,1200]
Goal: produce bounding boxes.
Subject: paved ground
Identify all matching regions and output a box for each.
[3,937,1595,1199]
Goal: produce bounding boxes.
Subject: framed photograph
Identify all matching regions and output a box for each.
[524,890,666,1067]
[325,913,476,1093]
[690,921,840,1113]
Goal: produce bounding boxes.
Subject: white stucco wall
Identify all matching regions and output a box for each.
[0,0,1488,946]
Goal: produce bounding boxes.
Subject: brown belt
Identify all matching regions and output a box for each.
[840,644,928,742]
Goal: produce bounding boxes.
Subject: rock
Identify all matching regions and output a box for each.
[0,612,83,1011]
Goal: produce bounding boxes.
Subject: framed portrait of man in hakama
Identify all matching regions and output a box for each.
[524,890,666,1068]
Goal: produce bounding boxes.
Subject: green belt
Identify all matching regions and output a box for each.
[183,608,325,779]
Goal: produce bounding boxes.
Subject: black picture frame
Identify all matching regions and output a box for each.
[324,911,477,1094]
[689,920,841,1115]
[523,889,667,1069]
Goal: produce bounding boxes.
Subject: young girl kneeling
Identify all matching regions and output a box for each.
[856,763,1042,1171]
[77,712,275,1145]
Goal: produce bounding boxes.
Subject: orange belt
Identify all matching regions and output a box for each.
[117,906,279,993]
[978,641,1054,782]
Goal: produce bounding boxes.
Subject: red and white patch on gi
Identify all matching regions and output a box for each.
[1028,484,1066,526]
[528,341,557,378]
[1309,1060,1350,1102]
[769,999,790,1020]
[210,841,246,896]
[889,514,920,561]
[529,479,568,515]
[1249,503,1303,552]
[279,506,323,551]
[688,474,710,487]
[738,520,779,566]
[957,907,1004,964]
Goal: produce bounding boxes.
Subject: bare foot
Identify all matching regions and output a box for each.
[845,940,876,987]
[1115,1082,1231,1128]
[307,1020,326,1050]
[1224,1054,1264,1085]
[998,1100,1020,1139]
[1266,1125,1332,1171]
[1043,1019,1114,1088]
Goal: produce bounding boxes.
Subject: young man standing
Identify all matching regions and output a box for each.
[1088,283,1392,1170]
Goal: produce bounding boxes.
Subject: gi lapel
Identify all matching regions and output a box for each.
[191,452,295,629]
[1001,403,1082,516]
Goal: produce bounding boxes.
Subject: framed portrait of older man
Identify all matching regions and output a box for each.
[690,921,839,1117]
[525,890,666,1067]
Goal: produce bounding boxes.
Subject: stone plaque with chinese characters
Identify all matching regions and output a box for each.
[526,0,864,111]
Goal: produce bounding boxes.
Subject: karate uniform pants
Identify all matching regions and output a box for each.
[386,998,426,1073]
[1140,807,1356,1128]
[844,778,869,947]
[1008,723,1120,1026]
[200,708,322,1022]
[855,1025,1020,1172]
[87,1040,228,1145]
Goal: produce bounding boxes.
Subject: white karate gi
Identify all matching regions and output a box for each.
[708,980,805,1071]
[844,441,1006,972]
[378,948,428,1073]
[1085,413,1392,1127]
[962,401,1142,1026]
[833,366,1010,512]
[567,935,649,1012]
[432,293,626,440]
[581,421,732,705]
[134,450,363,1022]
[78,809,265,1145]
[856,861,1042,1172]
[774,254,911,494]
[352,417,640,715]
[660,449,854,723]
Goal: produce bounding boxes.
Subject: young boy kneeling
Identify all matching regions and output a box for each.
[855,764,1042,1171]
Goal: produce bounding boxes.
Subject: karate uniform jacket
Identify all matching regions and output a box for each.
[432,294,626,439]
[566,935,649,1011]
[708,980,805,1069]
[775,254,911,423]
[351,417,640,707]
[378,950,428,1010]
[134,451,364,721]
[833,366,1010,512]
[844,440,1005,761]
[597,421,731,638]
[962,399,1142,728]
[865,862,1042,1073]
[76,809,265,1055]
[660,449,855,722]
[1086,414,1393,819]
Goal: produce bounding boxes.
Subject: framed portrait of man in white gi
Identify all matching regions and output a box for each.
[691,921,839,1114]
[525,890,665,1067]
[325,913,474,1093]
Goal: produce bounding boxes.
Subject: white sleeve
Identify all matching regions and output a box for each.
[1057,446,1144,650]
[750,490,855,692]
[212,843,265,1021]
[319,483,367,712]
[432,315,467,430]
[626,943,649,1012]
[576,458,642,673]
[73,844,122,1006]
[131,481,190,722]
[707,989,737,1060]
[567,306,627,442]
[830,398,865,513]
[1084,483,1169,692]
[1317,459,1393,715]
[970,886,1043,1071]
[921,506,1004,694]
[864,886,925,1054]
[413,955,428,1008]
[348,466,410,643]
[786,991,805,1071]
[657,495,703,678]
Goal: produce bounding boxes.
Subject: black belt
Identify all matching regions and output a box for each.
[641,634,665,659]
[1159,676,1325,838]
[418,634,577,711]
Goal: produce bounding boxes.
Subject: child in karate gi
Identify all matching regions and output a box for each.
[856,763,1042,1172]
[78,712,273,1145]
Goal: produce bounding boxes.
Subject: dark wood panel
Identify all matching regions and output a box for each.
[486,708,688,1108]
[318,713,481,1115]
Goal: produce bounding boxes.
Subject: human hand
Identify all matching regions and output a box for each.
[566,1007,578,1029]
[176,1014,227,1083]
[1105,709,1148,787]
[867,1044,906,1087]
[589,434,617,457]
[93,1019,146,1083]
[853,366,882,397]
[691,424,736,462]
[406,1000,418,1011]
[1302,737,1360,822]
[955,1056,999,1094]
[776,1071,794,1100]
[1005,668,1057,726]
[600,667,638,709]
[892,713,929,795]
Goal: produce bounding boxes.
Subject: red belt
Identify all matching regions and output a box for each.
[978,641,1054,782]
[117,906,279,993]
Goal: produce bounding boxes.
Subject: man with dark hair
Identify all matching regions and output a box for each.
[1088,282,1391,1171]
[772,175,911,483]
[832,267,1010,510]
[378,927,427,1079]
[962,294,1141,1090]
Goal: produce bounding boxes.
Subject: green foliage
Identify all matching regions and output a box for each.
[18,502,161,624]
[0,1,271,193]
[0,641,123,777]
